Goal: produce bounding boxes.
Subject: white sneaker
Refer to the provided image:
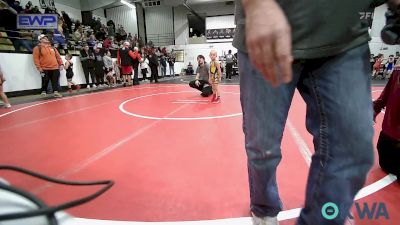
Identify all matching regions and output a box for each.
[0,177,9,185]
[53,92,63,98]
[86,85,91,89]
[344,215,356,225]
[251,213,279,225]
[3,103,11,108]
[41,91,47,96]
[92,84,97,88]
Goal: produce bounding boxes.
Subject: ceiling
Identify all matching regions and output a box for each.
[98,0,233,10]
[187,0,232,5]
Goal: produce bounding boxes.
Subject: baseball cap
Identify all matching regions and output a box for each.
[38,34,48,41]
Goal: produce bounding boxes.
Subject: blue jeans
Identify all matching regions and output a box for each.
[161,66,166,77]
[13,39,33,53]
[239,44,374,225]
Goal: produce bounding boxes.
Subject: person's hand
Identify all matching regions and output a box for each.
[195,80,200,87]
[373,111,378,123]
[59,65,64,71]
[244,0,293,87]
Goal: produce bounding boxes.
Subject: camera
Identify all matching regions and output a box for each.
[381,3,400,45]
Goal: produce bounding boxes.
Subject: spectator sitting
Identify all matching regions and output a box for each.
[186,62,194,75]
[111,37,119,49]
[87,34,96,50]
[18,29,34,52]
[32,30,42,46]
[11,0,23,13]
[74,26,84,42]
[107,20,115,37]
[95,27,107,41]
[74,20,81,32]
[23,1,33,13]
[118,25,127,40]
[53,21,67,53]
[103,36,112,49]
[31,5,40,13]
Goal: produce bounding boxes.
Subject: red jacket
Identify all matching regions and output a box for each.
[374,69,400,140]
[117,47,136,66]
[103,39,112,49]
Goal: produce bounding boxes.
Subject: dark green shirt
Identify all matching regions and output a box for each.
[233,0,380,59]
[196,63,210,81]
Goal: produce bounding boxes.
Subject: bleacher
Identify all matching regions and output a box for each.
[0,28,15,51]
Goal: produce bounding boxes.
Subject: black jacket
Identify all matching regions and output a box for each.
[80,49,95,68]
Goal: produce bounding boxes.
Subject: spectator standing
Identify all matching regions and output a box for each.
[94,46,105,87]
[80,44,96,89]
[33,34,63,98]
[148,53,159,83]
[225,49,236,80]
[140,56,149,80]
[103,50,116,87]
[117,41,138,86]
[131,47,142,85]
[168,56,175,76]
[160,55,167,77]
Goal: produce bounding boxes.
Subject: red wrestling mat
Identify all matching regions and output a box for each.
[0,84,398,225]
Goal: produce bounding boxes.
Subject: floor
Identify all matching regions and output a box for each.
[0,76,398,225]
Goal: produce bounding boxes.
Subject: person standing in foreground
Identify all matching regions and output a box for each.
[373,66,400,179]
[33,34,63,98]
[0,64,11,108]
[234,0,380,224]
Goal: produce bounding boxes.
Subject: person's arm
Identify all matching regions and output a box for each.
[373,71,396,121]
[64,60,70,69]
[103,56,109,68]
[32,47,43,72]
[208,63,213,84]
[80,51,88,61]
[128,50,136,59]
[117,49,121,66]
[242,0,292,87]
[55,49,63,67]
[216,62,222,81]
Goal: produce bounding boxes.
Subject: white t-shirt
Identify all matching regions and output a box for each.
[140,58,149,70]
